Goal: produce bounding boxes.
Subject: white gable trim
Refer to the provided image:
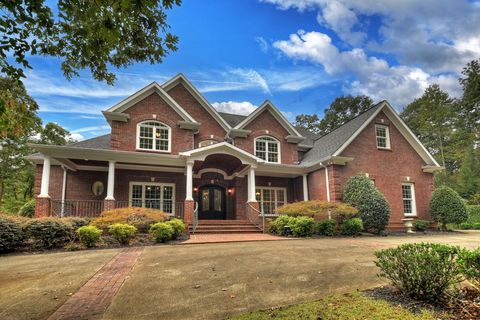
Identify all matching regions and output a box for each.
[105,82,197,123]
[162,73,231,132]
[234,100,303,138]
[179,141,264,165]
[332,101,441,167]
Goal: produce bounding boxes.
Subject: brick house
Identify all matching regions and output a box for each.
[29,74,442,231]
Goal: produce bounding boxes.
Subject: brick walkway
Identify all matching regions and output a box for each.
[48,247,143,320]
[181,233,294,244]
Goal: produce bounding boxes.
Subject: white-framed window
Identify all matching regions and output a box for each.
[198,139,218,148]
[375,125,390,149]
[256,187,286,215]
[136,121,171,152]
[401,183,417,216]
[255,136,280,163]
[129,182,175,214]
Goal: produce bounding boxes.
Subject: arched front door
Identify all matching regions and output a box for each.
[198,185,226,220]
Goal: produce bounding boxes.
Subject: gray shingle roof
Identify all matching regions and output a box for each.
[217,112,247,127]
[294,126,320,147]
[69,134,111,149]
[300,102,383,166]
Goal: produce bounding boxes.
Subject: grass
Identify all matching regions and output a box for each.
[228,291,436,320]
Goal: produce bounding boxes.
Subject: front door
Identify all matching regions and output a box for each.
[198,185,226,220]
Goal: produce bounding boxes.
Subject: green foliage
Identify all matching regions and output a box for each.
[316,220,336,236]
[0,216,25,252]
[275,200,357,223]
[24,218,73,248]
[456,147,480,198]
[458,222,474,230]
[108,223,137,245]
[429,186,468,229]
[466,205,480,223]
[457,248,480,287]
[468,193,480,205]
[64,217,90,229]
[39,123,74,145]
[77,226,102,248]
[289,216,315,237]
[413,220,429,232]
[342,175,375,206]
[374,243,462,301]
[269,215,295,236]
[341,218,363,236]
[149,222,174,243]
[92,207,167,230]
[166,218,185,239]
[18,199,35,217]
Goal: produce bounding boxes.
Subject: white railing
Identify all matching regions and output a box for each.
[192,201,199,234]
[246,203,265,233]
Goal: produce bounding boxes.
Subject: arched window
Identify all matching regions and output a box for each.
[136,121,171,152]
[255,136,280,163]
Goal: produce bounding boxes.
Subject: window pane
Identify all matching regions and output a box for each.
[256,141,266,151]
[256,150,266,160]
[214,189,222,211]
[402,185,412,199]
[255,189,261,202]
[202,189,209,210]
[403,199,412,214]
[268,153,278,163]
[377,137,386,148]
[140,137,153,149]
[276,190,285,204]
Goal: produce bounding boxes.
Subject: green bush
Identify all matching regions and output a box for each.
[316,220,336,236]
[0,217,25,252]
[429,186,468,230]
[77,226,102,248]
[413,220,429,232]
[276,200,357,224]
[466,205,480,223]
[108,223,137,245]
[468,193,480,205]
[269,215,295,236]
[473,222,480,230]
[458,222,474,230]
[341,218,363,236]
[343,175,391,234]
[374,243,462,301]
[24,218,73,248]
[149,222,174,243]
[126,213,156,233]
[18,199,35,218]
[289,216,315,237]
[64,217,90,229]
[167,218,186,239]
[458,248,480,287]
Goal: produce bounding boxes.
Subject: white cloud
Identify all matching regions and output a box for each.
[211,101,257,115]
[71,125,110,134]
[228,68,271,95]
[255,36,269,53]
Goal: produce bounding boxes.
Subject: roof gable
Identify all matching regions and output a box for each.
[179,141,264,165]
[162,74,231,131]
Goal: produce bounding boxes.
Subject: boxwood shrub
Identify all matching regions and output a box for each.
[412,220,429,232]
[77,226,102,248]
[24,218,73,248]
[316,220,336,236]
[458,248,480,287]
[0,216,25,252]
[289,216,315,237]
[150,222,174,243]
[108,223,137,245]
[269,215,295,236]
[429,187,468,230]
[341,218,363,236]
[166,218,186,239]
[466,205,480,223]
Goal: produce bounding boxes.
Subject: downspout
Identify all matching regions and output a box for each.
[61,166,68,217]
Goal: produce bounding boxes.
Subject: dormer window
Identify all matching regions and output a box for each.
[137,121,171,152]
[375,125,390,149]
[255,136,280,163]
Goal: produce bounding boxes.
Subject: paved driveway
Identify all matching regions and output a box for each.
[104,232,480,320]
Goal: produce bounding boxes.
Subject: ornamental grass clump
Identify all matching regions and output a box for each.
[375,243,462,301]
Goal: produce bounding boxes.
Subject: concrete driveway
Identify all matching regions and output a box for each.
[103,232,480,320]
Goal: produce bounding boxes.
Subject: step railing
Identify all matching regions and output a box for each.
[246,202,265,233]
[192,201,199,234]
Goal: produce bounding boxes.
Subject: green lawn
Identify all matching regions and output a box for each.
[228,291,436,320]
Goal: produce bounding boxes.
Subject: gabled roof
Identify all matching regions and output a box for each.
[179,141,264,165]
[300,101,441,167]
[104,81,197,124]
[233,100,304,139]
[162,73,232,132]
[218,112,246,127]
[69,134,111,150]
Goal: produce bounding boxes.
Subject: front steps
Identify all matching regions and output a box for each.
[189,220,262,234]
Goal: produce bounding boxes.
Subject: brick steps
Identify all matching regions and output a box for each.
[189,220,262,234]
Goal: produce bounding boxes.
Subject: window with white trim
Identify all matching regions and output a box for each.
[255,187,286,215]
[255,136,280,163]
[375,125,390,149]
[198,140,218,148]
[401,183,416,216]
[137,121,171,152]
[129,182,175,214]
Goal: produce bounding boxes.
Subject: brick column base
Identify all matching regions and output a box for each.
[184,199,194,225]
[103,199,115,211]
[246,201,260,224]
[35,197,51,217]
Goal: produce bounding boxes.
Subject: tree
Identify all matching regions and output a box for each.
[429,186,468,230]
[0,0,181,84]
[39,123,73,145]
[458,59,480,149]
[294,114,321,134]
[456,147,480,199]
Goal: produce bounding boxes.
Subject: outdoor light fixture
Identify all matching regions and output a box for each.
[193,187,198,192]
[227,187,233,194]
[256,191,261,196]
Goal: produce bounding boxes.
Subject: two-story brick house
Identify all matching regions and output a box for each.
[29,73,442,231]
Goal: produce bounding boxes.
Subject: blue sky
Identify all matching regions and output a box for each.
[24,0,480,140]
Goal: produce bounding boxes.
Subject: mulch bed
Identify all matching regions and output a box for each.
[365,286,480,320]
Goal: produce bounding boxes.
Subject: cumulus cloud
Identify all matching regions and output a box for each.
[211,101,257,115]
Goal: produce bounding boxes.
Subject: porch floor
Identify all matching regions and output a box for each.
[180,233,293,244]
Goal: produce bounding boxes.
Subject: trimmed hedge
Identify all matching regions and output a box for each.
[0,216,25,252]
[108,223,137,245]
[341,218,363,236]
[316,220,336,236]
[167,218,186,239]
[413,220,429,232]
[77,226,102,248]
[24,218,73,248]
[429,187,468,229]
[91,207,168,230]
[276,200,357,224]
[150,222,174,243]
[18,199,35,218]
[466,205,480,224]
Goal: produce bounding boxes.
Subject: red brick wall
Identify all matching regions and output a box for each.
[234,109,299,164]
[34,165,64,199]
[110,93,194,153]
[308,168,329,201]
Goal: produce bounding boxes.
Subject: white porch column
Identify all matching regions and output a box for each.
[105,160,115,200]
[302,174,309,201]
[39,155,51,198]
[247,166,257,202]
[186,161,194,201]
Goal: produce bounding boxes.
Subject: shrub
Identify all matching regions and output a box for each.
[468,193,480,205]
[18,199,35,218]
[77,226,102,248]
[458,222,474,230]
[167,218,186,239]
[374,243,462,301]
[473,222,480,230]
[341,218,363,236]
[108,223,137,245]
[413,220,429,232]
[466,205,480,224]
[64,217,90,229]
[429,187,468,230]
[458,248,480,287]
[276,200,357,224]
[149,222,174,243]
[289,216,315,237]
[0,217,25,252]
[91,207,168,229]
[269,215,295,236]
[343,175,391,234]
[24,218,73,248]
[316,220,336,236]
[126,213,156,233]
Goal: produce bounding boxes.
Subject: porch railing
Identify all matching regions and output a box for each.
[246,202,266,233]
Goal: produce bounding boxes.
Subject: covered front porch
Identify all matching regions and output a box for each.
[30,143,310,226]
